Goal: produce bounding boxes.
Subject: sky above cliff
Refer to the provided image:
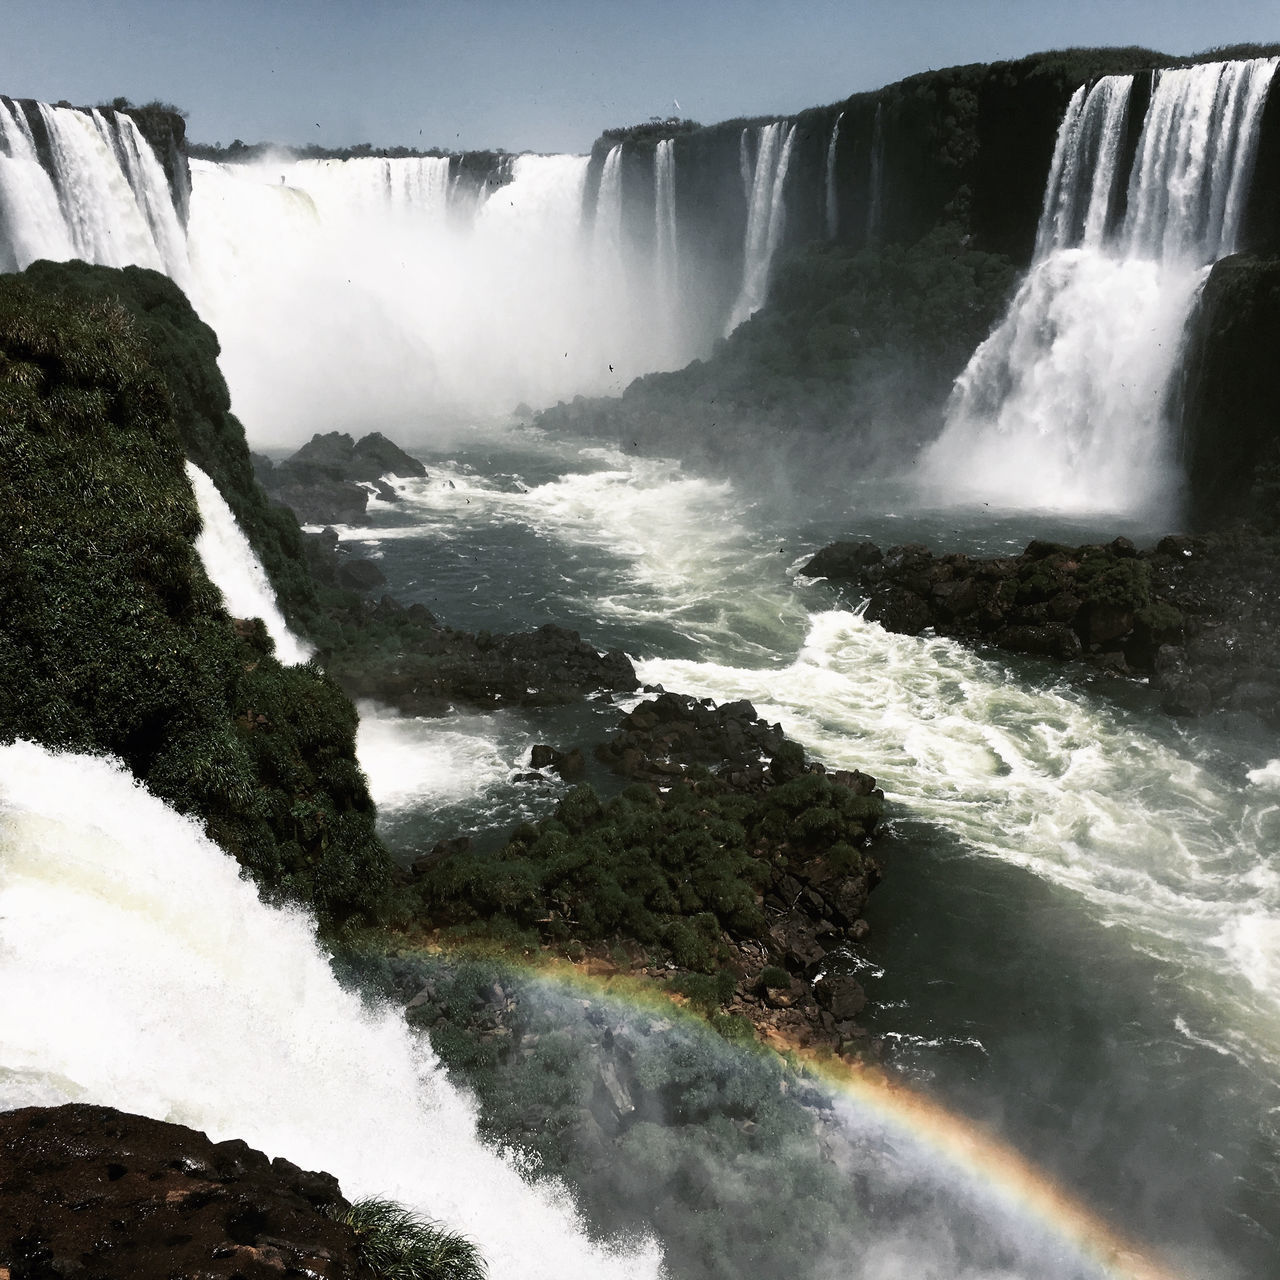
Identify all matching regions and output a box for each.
[3,0,1277,153]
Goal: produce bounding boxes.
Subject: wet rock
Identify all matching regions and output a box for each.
[804,529,1280,727]
[335,557,387,594]
[256,431,425,526]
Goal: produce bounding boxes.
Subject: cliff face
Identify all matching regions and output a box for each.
[582,47,1228,326]
[1181,253,1280,531]
[0,264,392,923]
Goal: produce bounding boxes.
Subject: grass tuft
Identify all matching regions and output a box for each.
[342,1196,486,1280]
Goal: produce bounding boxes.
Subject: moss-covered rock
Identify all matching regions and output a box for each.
[16,259,327,635]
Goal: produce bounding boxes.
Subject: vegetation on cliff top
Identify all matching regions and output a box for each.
[0,268,391,923]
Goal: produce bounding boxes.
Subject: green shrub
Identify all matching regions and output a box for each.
[341,1197,485,1280]
[759,965,791,991]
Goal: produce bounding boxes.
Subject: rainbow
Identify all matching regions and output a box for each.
[433,954,1187,1280]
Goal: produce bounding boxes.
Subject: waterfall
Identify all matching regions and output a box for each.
[186,462,314,666]
[592,142,623,265]
[921,57,1279,517]
[725,121,797,335]
[866,103,885,245]
[0,740,662,1280]
[0,99,74,271]
[0,99,188,282]
[653,137,680,356]
[825,111,843,239]
[0,107,711,446]
[185,149,704,442]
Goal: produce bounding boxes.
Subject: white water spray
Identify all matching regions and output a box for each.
[186,461,313,665]
[0,741,662,1280]
[825,111,843,239]
[725,121,798,335]
[186,151,703,443]
[922,57,1279,517]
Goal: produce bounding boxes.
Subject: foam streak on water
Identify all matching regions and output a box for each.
[0,741,661,1280]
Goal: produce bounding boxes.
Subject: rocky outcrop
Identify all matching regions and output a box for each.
[411,691,884,1055]
[804,532,1280,725]
[0,1104,372,1279]
[254,432,427,527]
[328,609,638,716]
[1180,252,1280,531]
[0,267,393,925]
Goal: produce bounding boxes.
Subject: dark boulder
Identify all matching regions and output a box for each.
[0,1104,375,1279]
[335,557,388,594]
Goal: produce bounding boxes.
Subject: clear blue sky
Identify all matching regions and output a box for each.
[2,0,1276,153]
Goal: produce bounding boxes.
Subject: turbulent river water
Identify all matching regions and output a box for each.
[343,419,1280,1279]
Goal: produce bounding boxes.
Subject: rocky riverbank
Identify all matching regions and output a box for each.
[803,530,1280,727]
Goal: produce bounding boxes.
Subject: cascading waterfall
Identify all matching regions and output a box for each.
[592,142,623,266]
[652,137,682,361]
[186,150,703,442]
[825,111,843,238]
[0,99,188,283]
[0,107,710,446]
[653,139,679,307]
[0,99,75,270]
[186,462,314,666]
[0,741,662,1280]
[725,121,798,335]
[921,57,1279,516]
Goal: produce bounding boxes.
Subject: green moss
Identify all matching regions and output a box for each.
[1076,551,1153,611]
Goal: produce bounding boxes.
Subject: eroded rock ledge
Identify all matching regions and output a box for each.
[0,1104,371,1279]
